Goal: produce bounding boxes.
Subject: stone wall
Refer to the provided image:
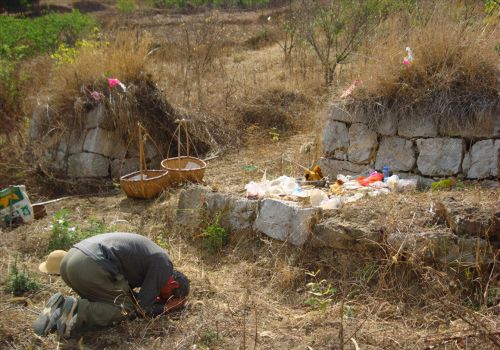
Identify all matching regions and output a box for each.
[319,105,500,180]
[31,105,160,179]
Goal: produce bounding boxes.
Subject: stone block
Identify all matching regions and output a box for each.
[376,113,398,136]
[439,112,500,138]
[253,199,319,246]
[327,104,365,123]
[176,186,210,231]
[84,128,127,159]
[126,140,159,160]
[58,129,86,155]
[398,116,438,138]
[68,152,110,178]
[111,158,140,178]
[205,193,258,232]
[416,138,464,176]
[317,158,370,178]
[375,137,415,172]
[323,120,349,157]
[387,230,492,265]
[311,217,381,249]
[230,198,258,231]
[348,123,378,164]
[435,198,499,241]
[466,139,499,179]
[85,104,107,129]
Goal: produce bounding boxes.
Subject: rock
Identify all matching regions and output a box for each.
[83,128,127,159]
[416,138,464,176]
[327,104,365,123]
[466,139,499,179]
[126,140,159,160]
[348,123,378,164]
[323,120,349,157]
[253,199,319,246]
[176,186,210,232]
[435,199,499,241]
[376,113,398,136]
[67,153,110,178]
[375,137,415,172]
[205,193,259,232]
[334,150,347,161]
[59,130,86,155]
[84,104,107,129]
[398,115,438,138]
[439,112,500,138]
[111,158,140,178]
[317,158,370,178]
[230,198,259,231]
[311,217,381,249]
[30,105,47,140]
[386,230,491,265]
[205,192,235,231]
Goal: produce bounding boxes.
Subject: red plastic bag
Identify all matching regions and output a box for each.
[357,172,383,186]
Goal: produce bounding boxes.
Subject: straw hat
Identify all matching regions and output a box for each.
[39,250,67,275]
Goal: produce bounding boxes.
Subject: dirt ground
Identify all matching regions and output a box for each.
[1,2,499,350]
[1,134,499,349]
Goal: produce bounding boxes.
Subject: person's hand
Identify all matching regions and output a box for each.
[163,297,186,313]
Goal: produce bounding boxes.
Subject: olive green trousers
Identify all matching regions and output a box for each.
[60,248,135,331]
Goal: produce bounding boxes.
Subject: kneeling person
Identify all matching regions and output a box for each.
[34,232,189,337]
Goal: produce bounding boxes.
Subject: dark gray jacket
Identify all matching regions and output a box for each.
[74,232,172,315]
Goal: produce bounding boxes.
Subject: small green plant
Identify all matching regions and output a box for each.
[431,178,462,191]
[269,127,280,143]
[5,258,41,296]
[200,329,222,348]
[48,209,79,251]
[359,262,379,284]
[117,0,136,14]
[344,304,356,319]
[48,210,107,251]
[156,234,171,250]
[305,270,336,311]
[202,214,228,253]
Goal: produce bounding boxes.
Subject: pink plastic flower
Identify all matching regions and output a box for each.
[108,78,121,88]
[90,91,101,101]
[403,58,411,66]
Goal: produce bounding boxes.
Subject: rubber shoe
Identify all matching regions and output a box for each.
[33,292,65,336]
[56,296,78,338]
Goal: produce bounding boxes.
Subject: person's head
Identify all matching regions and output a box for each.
[160,270,190,301]
[38,250,67,275]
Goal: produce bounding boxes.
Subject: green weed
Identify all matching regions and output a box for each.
[117,0,136,14]
[5,258,41,296]
[305,270,336,311]
[202,215,228,253]
[148,0,270,9]
[156,234,171,250]
[200,329,222,348]
[0,11,95,60]
[48,210,107,251]
[431,179,464,191]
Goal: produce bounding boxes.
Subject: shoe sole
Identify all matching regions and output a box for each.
[57,297,77,338]
[33,292,64,336]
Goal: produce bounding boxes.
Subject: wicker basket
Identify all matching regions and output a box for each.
[120,123,171,199]
[120,170,171,199]
[161,156,206,185]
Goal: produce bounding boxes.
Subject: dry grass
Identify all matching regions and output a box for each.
[348,3,499,126]
[1,182,499,349]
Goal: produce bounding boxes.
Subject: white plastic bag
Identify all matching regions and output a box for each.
[309,189,328,207]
